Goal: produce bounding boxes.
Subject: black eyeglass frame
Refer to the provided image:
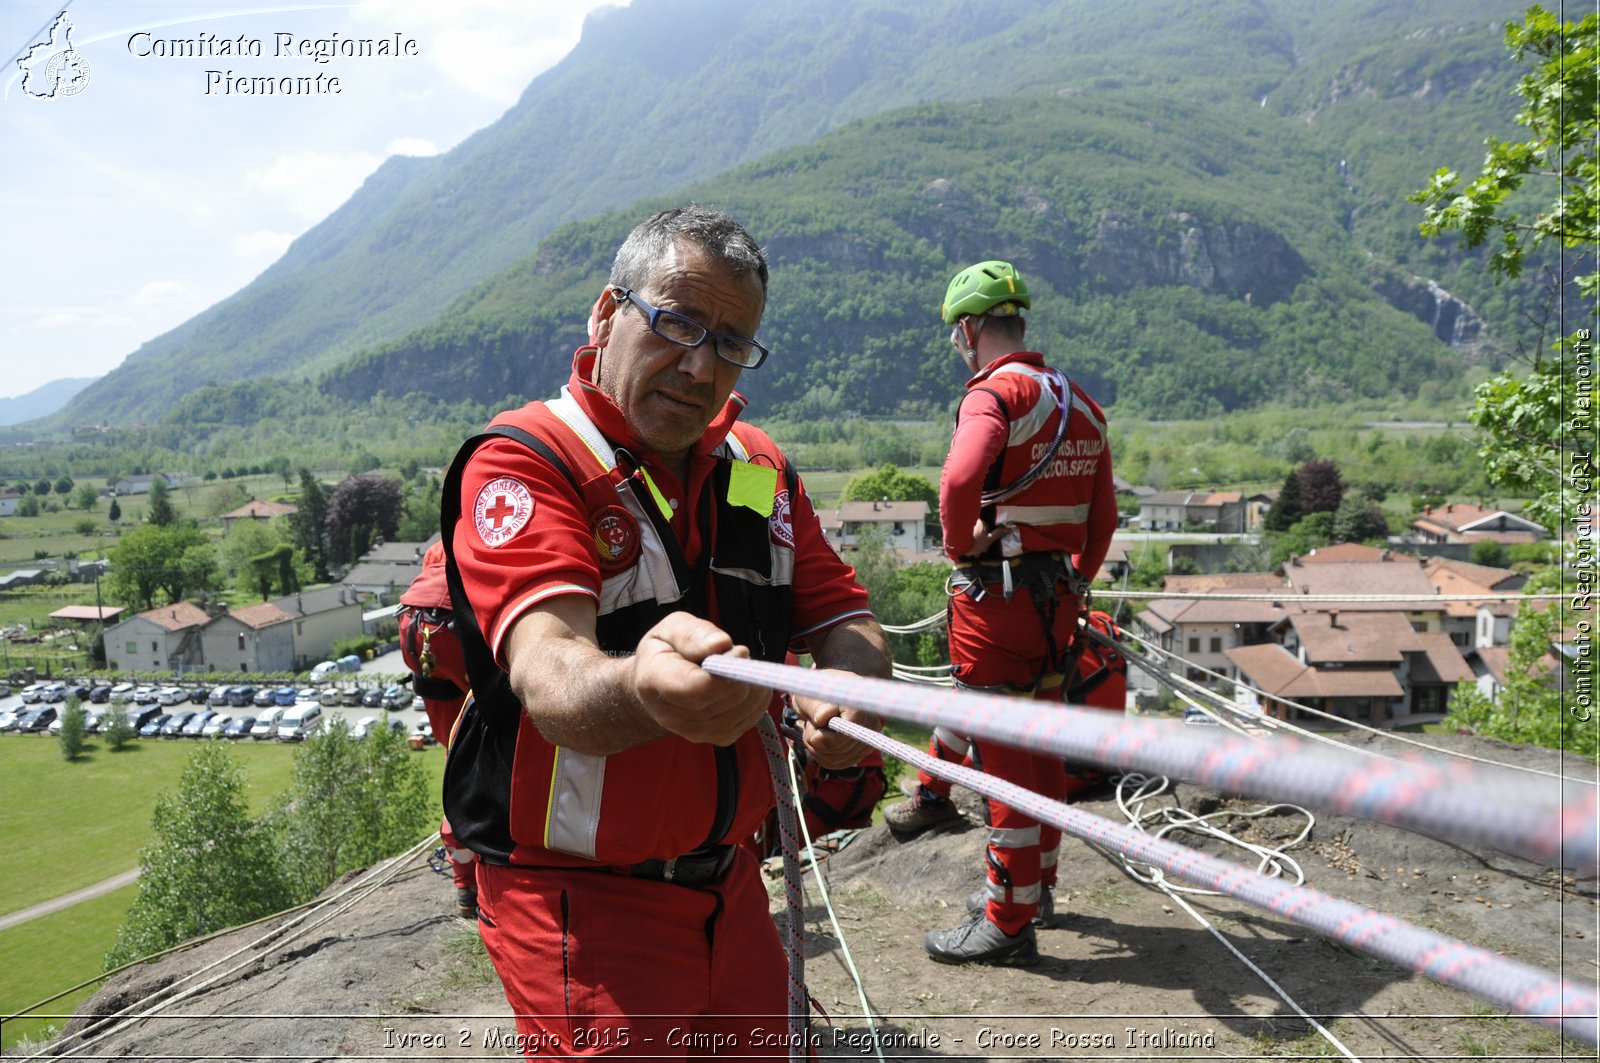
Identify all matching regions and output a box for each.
[611,286,770,369]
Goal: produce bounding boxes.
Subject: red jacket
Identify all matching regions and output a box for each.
[941,351,1116,581]
[448,349,872,868]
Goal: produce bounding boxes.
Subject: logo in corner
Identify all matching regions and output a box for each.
[592,505,640,570]
[17,12,91,99]
[769,489,794,549]
[473,478,535,548]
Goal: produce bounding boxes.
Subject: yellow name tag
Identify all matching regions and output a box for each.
[727,462,777,517]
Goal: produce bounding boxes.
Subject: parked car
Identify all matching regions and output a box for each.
[133,686,160,704]
[182,711,217,737]
[138,713,171,738]
[109,682,136,702]
[48,708,99,735]
[19,707,58,732]
[128,704,166,730]
[382,685,411,711]
[160,711,195,737]
[226,685,258,707]
[271,686,299,707]
[352,715,378,739]
[188,686,212,704]
[361,687,385,708]
[295,687,321,704]
[38,683,68,703]
[65,683,93,702]
[251,687,277,708]
[275,704,322,741]
[222,715,256,739]
[157,686,188,706]
[341,686,367,707]
[208,684,233,707]
[318,686,345,707]
[201,713,232,737]
[88,684,112,704]
[18,682,47,703]
[0,708,25,732]
[250,706,286,740]
[408,719,435,748]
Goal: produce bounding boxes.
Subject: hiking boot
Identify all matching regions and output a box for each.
[456,886,479,921]
[967,886,1056,928]
[925,907,1039,966]
[884,792,961,835]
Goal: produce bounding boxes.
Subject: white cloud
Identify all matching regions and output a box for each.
[245,150,383,221]
[232,229,297,261]
[386,137,439,157]
[350,0,629,102]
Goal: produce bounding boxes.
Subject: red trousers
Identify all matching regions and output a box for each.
[946,584,1078,936]
[476,850,790,1059]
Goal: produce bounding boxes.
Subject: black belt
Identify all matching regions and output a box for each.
[628,844,735,887]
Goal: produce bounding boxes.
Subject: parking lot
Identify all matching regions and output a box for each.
[0,649,435,744]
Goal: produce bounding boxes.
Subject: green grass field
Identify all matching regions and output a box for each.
[0,734,449,1051]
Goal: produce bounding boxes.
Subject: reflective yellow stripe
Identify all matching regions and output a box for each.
[638,467,673,520]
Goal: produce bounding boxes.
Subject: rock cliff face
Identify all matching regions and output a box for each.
[1085,209,1307,305]
[1370,270,1488,351]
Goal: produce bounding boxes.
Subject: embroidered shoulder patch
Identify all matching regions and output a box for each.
[473,478,535,547]
[769,489,795,549]
[592,505,641,570]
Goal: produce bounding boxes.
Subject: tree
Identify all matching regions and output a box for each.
[54,475,74,495]
[1331,488,1391,544]
[291,469,330,582]
[275,717,433,902]
[33,478,50,496]
[104,743,292,970]
[1267,511,1335,568]
[107,496,121,523]
[106,523,218,610]
[101,706,137,751]
[1295,459,1344,515]
[323,473,405,569]
[57,700,87,761]
[146,478,176,527]
[1263,469,1303,532]
[1413,5,1597,536]
[840,464,938,506]
[16,492,39,518]
[74,482,98,511]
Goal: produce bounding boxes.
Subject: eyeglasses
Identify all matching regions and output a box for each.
[612,287,770,369]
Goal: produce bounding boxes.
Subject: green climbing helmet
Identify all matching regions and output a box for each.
[940,260,1030,324]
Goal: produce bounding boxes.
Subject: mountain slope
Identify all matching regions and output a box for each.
[44,0,1520,428]
[320,90,1469,420]
[0,377,98,426]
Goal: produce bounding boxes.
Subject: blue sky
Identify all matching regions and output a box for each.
[0,1,628,406]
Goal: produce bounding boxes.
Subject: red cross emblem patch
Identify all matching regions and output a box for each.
[472,478,534,548]
[769,489,794,549]
[592,505,641,571]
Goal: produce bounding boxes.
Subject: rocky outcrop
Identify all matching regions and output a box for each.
[1370,270,1487,350]
[1085,209,1307,304]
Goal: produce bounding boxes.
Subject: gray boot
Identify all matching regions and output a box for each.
[925,907,1039,966]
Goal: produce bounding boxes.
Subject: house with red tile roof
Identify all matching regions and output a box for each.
[1412,502,1547,545]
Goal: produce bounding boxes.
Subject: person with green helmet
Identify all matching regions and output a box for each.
[887,259,1118,966]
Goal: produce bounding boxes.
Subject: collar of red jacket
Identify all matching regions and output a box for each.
[567,346,748,462]
[967,349,1046,387]
[399,541,450,608]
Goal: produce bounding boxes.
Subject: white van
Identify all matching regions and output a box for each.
[275,703,322,741]
[308,660,339,681]
[250,705,286,740]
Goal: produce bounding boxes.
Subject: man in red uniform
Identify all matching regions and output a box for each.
[396,541,478,919]
[908,260,1116,965]
[444,205,890,1055]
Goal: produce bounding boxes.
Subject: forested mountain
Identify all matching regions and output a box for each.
[35,0,1540,430]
